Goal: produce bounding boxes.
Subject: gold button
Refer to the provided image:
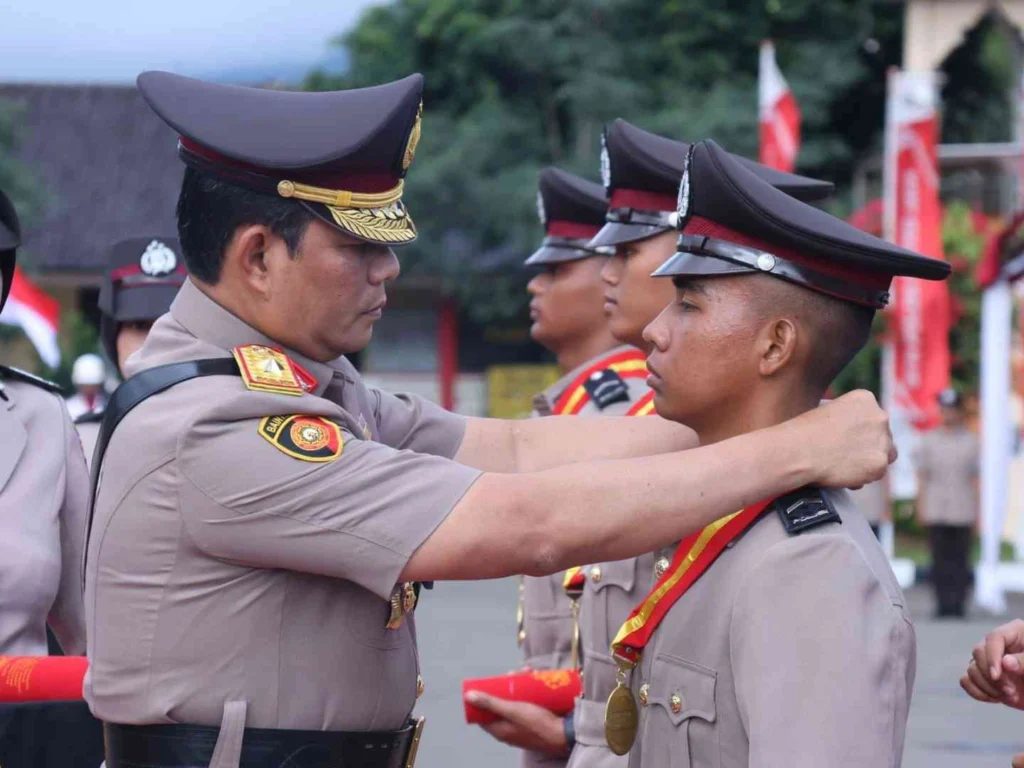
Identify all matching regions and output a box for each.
[416,675,425,698]
[638,683,650,706]
[654,557,670,580]
[518,629,527,645]
[589,566,602,583]
[670,693,683,714]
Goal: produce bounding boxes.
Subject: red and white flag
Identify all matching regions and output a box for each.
[758,40,801,173]
[0,266,61,368]
[883,69,950,431]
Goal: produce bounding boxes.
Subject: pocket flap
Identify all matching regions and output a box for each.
[647,653,717,726]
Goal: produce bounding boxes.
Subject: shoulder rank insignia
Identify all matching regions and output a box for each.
[0,365,65,394]
[258,415,343,462]
[774,488,841,536]
[582,369,630,410]
[233,345,315,396]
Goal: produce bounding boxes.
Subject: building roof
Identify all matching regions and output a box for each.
[0,84,181,276]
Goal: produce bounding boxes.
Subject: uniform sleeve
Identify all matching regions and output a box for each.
[176,412,481,600]
[730,534,915,768]
[47,397,89,655]
[371,387,468,458]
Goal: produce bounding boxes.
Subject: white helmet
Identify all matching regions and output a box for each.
[71,353,106,387]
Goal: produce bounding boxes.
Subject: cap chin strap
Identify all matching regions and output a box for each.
[542,235,614,256]
[667,233,891,309]
[606,207,679,229]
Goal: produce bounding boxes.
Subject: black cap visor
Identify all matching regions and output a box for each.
[589,221,671,249]
[524,236,611,266]
[109,282,182,323]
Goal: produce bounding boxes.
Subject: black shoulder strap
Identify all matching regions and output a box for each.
[84,357,241,577]
[0,364,65,395]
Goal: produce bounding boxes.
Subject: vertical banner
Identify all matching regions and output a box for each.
[884,69,951,436]
[758,40,801,173]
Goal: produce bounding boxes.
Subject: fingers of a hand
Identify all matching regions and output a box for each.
[481,720,517,745]
[1013,751,1024,768]
[465,691,498,711]
[986,631,1008,680]
[967,657,1004,699]
[960,674,999,703]
[1004,653,1024,675]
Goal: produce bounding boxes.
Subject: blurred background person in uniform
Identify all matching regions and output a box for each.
[915,388,980,619]
[64,353,107,420]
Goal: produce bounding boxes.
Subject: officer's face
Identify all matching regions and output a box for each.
[264,218,399,360]
[116,321,153,376]
[600,231,676,351]
[643,277,765,437]
[527,258,609,352]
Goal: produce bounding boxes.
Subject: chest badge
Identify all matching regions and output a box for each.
[258,415,344,462]
[233,345,309,396]
[386,582,420,630]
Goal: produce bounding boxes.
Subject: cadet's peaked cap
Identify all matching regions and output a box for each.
[98,236,185,365]
[590,119,834,249]
[0,188,21,314]
[137,71,425,246]
[654,140,950,308]
[526,168,610,266]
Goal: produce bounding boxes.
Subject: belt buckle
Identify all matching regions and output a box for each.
[404,717,426,768]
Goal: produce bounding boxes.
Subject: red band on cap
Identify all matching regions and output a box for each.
[608,188,676,213]
[180,138,399,194]
[546,220,601,239]
[110,264,187,281]
[682,216,892,291]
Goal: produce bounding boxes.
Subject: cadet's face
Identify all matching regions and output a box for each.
[643,277,762,431]
[527,257,608,351]
[600,231,677,350]
[116,321,153,375]
[269,219,399,360]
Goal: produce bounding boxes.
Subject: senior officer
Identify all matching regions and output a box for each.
[614,141,949,768]
[75,236,186,466]
[0,189,100,767]
[470,139,834,768]
[85,73,896,768]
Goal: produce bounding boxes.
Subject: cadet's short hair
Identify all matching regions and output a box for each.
[752,276,875,396]
[176,167,314,284]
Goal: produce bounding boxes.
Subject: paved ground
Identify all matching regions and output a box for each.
[412,578,1024,768]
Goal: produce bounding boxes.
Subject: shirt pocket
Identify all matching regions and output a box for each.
[639,653,718,768]
[588,558,639,652]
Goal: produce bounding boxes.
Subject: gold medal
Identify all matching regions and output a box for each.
[604,660,639,755]
[386,585,405,630]
[403,582,418,614]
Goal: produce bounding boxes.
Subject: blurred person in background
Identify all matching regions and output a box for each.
[915,388,980,619]
[64,353,107,420]
[961,618,1024,767]
[75,237,186,467]
[0,188,101,767]
[469,124,833,768]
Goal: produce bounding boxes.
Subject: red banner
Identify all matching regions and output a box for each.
[885,71,951,430]
[758,40,801,173]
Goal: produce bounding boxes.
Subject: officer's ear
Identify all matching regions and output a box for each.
[757,316,799,378]
[226,225,274,297]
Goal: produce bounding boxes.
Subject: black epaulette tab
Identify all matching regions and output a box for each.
[774,488,841,536]
[0,365,65,395]
[74,410,105,425]
[583,369,630,410]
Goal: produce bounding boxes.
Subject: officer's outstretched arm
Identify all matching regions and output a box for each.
[402,391,893,582]
[453,412,696,472]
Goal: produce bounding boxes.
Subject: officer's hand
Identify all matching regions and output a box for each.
[794,390,895,489]
[961,620,1024,709]
[1014,751,1024,768]
[464,690,570,756]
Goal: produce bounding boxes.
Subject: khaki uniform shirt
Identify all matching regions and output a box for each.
[521,350,650,768]
[628,490,915,768]
[0,375,89,655]
[85,280,481,731]
[914,426,979,526]
[74,417,101,472]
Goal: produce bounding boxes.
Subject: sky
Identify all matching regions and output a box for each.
[2,0,385,84]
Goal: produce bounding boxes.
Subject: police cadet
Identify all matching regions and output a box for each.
[75,236,187,466]
[84,73,896,768]
[0,189,101,766]
[603,140,950,768]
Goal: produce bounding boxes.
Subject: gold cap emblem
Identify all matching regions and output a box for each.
[403,101,423,170]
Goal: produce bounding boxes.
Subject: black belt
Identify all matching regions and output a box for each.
[104,718,424,768]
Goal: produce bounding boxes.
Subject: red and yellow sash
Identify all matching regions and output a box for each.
[625,390,655,417]
[610,498,774,667]
[553,349,648,415]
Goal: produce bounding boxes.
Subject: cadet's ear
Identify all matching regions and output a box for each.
[225,225,273,298]
[757,316,798,378]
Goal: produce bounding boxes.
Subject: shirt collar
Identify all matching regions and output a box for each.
[169,278,345,397]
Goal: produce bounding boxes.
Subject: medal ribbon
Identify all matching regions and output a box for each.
[553,349,648,415]
[610,498,774,667]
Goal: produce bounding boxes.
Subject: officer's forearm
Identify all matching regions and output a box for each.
[453,414,697,473]
[403,422,812,582]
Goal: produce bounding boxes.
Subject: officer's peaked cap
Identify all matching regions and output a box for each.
[526,167,611,266]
